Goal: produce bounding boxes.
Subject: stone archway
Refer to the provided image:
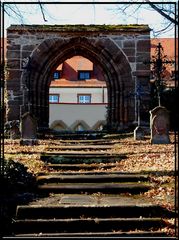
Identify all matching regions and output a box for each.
[21,36,133,130]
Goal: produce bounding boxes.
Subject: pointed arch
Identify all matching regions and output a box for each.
[21,36,134,130]
[70,120,90,131]
[50,120,69,131]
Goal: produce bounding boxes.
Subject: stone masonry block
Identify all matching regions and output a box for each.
[7,45,20,51]
[7,70,22,81]
[6,80,20,91]
[8,105,20,120]
[22,45,37,51]
[7,59,20,69]
[21,51,33,60]
[123,40,135,48]
[6,34,20,39]
[137,35,150,40]
[133,70,151,77]
[6,50,20,59]
[137,40,150,52]
[128,56,136,63]
[136,53,150,63]
[123,48,135,57]
[137,63,150,71]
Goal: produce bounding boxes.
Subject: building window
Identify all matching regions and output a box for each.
[78,71,91,80]
[49,94,59,103]
[77,94,91,103]
[53,71,61,80]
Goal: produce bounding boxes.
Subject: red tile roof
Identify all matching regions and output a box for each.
[50,79,106,87]
[66,56,93,71]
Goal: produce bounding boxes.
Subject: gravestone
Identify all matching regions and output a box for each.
[5,120,20,139]
[10,125,20,139]
[150,106,170,144]
[134,126,144,140]
[20,112,38,145]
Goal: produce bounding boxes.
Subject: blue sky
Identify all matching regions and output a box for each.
[2,1,177,38]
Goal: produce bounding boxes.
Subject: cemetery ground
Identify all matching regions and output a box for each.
[1,131,177,237]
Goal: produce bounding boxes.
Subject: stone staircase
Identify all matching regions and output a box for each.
[11,138,175,238]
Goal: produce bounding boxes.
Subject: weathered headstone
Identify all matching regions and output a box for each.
[134,126,144,140]
[20,112,38,145]
[10,125,20,139]
[5,120,20,139]
[150,106,170,144]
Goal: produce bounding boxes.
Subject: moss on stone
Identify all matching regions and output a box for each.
[7,24,151,32]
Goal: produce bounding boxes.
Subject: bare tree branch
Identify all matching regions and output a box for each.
[153,21,173,37]
[38,0,47,22]
[145,0,178,25]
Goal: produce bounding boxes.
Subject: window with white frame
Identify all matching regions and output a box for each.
[77,94,91,103]
[49,94,59,103]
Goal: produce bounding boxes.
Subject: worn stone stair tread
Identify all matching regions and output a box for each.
[37,170,175,176]
[53,141,121,146]
[12,231,170,237]
[37,182,151,193]
[16,204,175,219]
[14,217,165,222]
[12,217,169,233]
[37,171,149,176]
[38,182,150,187]
[42,154,123,159]
[46,145,113,150]
[46,163,117,170]
[43,151,120,156]
[36,173,148,184]
[57,139,118,143]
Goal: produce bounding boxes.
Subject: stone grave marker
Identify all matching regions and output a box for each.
[20,112,38,145]
[150,106,170,144]
[10,125,20,139]
[5,120,20,139]
[134,126,144,140]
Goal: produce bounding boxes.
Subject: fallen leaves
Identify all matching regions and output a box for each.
[3,132,177,210]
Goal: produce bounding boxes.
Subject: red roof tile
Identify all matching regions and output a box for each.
[65,56,93,71]
[50,79,106,87]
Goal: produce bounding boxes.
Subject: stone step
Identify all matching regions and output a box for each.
[37,170,175,176]
[46,163,116,170]
[54,138,118,143]
[54,139,121,145]
[42,152,122,156]
[37,182,151,194]
[12,217,170,234]
[16,204,175,219]
[46,132,105,140]
[41,153,125,164]
[13,231,170,238]
[46,145,113,150]
[36,173,149,184]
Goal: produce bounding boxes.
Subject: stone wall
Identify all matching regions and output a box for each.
[6,24,151,130]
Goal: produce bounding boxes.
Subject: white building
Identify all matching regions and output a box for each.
[49,56,108,131]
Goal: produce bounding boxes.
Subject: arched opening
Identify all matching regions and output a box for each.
[21,36,134,131]
[49,55,108,132]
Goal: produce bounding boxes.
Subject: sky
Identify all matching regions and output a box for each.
[1,1,177,38]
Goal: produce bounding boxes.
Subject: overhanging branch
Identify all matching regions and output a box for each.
[145,0,178,25]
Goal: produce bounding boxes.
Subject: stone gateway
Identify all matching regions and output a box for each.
[6,24,151,131]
